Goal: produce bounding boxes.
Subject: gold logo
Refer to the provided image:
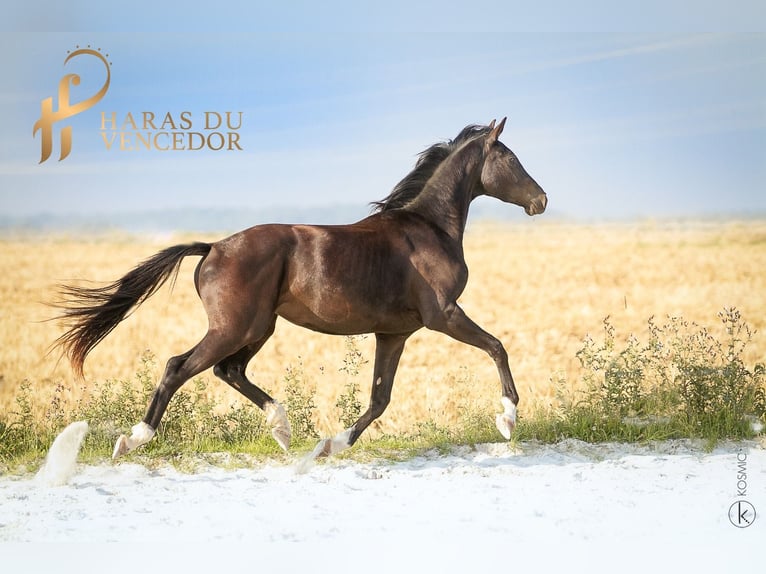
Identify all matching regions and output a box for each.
[33,47,111,163]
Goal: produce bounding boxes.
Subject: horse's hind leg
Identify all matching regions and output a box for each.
[112,331,242,458]
[302,332,411,464]
[212,318,292,451]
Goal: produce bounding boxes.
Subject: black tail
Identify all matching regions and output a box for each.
[53,242,212,378]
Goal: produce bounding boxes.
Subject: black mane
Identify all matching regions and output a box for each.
[371,124,491,212]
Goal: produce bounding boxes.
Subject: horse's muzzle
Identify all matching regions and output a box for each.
[526,193,548,216]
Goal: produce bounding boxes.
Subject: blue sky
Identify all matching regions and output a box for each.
[1,3,765,221]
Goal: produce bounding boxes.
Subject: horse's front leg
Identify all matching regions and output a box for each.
[429,303,519,440]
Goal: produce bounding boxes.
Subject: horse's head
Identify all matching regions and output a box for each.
[479,118,547,216]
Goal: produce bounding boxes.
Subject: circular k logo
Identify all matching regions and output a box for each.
[728,500,756,528]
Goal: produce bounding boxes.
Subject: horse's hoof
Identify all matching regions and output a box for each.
[294,429,353,474]
[495,413,515,440]
[112,434,130,459]
[271,427,291,452]
[317,429,353,458]
[293,439,328,474]
[495,397,517,440]
[265,401,291,452]
[316,438,333,458]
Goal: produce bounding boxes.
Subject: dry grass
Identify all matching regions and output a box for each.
[2,220,765,438]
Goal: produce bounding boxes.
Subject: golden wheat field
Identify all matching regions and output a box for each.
[1,220,765,437]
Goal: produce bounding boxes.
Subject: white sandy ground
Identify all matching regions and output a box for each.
[1,433,763,573]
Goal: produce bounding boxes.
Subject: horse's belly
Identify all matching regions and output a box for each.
[276,297,421,335]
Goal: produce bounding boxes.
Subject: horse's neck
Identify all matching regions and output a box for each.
[408,143,483,244]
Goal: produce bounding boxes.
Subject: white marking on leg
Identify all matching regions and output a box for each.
[294,428,354,474]
[112,421,156,459]
[495,397,517,440]
[264,401,291,452]
[129,422,156,447]
[326,428,354,456]
[501,396,517,423]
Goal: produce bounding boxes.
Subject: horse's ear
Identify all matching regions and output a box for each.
[488,117,506,143]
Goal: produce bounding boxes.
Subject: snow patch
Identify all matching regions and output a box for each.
[2,438,761,572]
[35,420,89,487]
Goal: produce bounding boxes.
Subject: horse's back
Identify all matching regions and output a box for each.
[197,214,464,335]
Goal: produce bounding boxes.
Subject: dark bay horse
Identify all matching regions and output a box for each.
[54,117,547,459]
